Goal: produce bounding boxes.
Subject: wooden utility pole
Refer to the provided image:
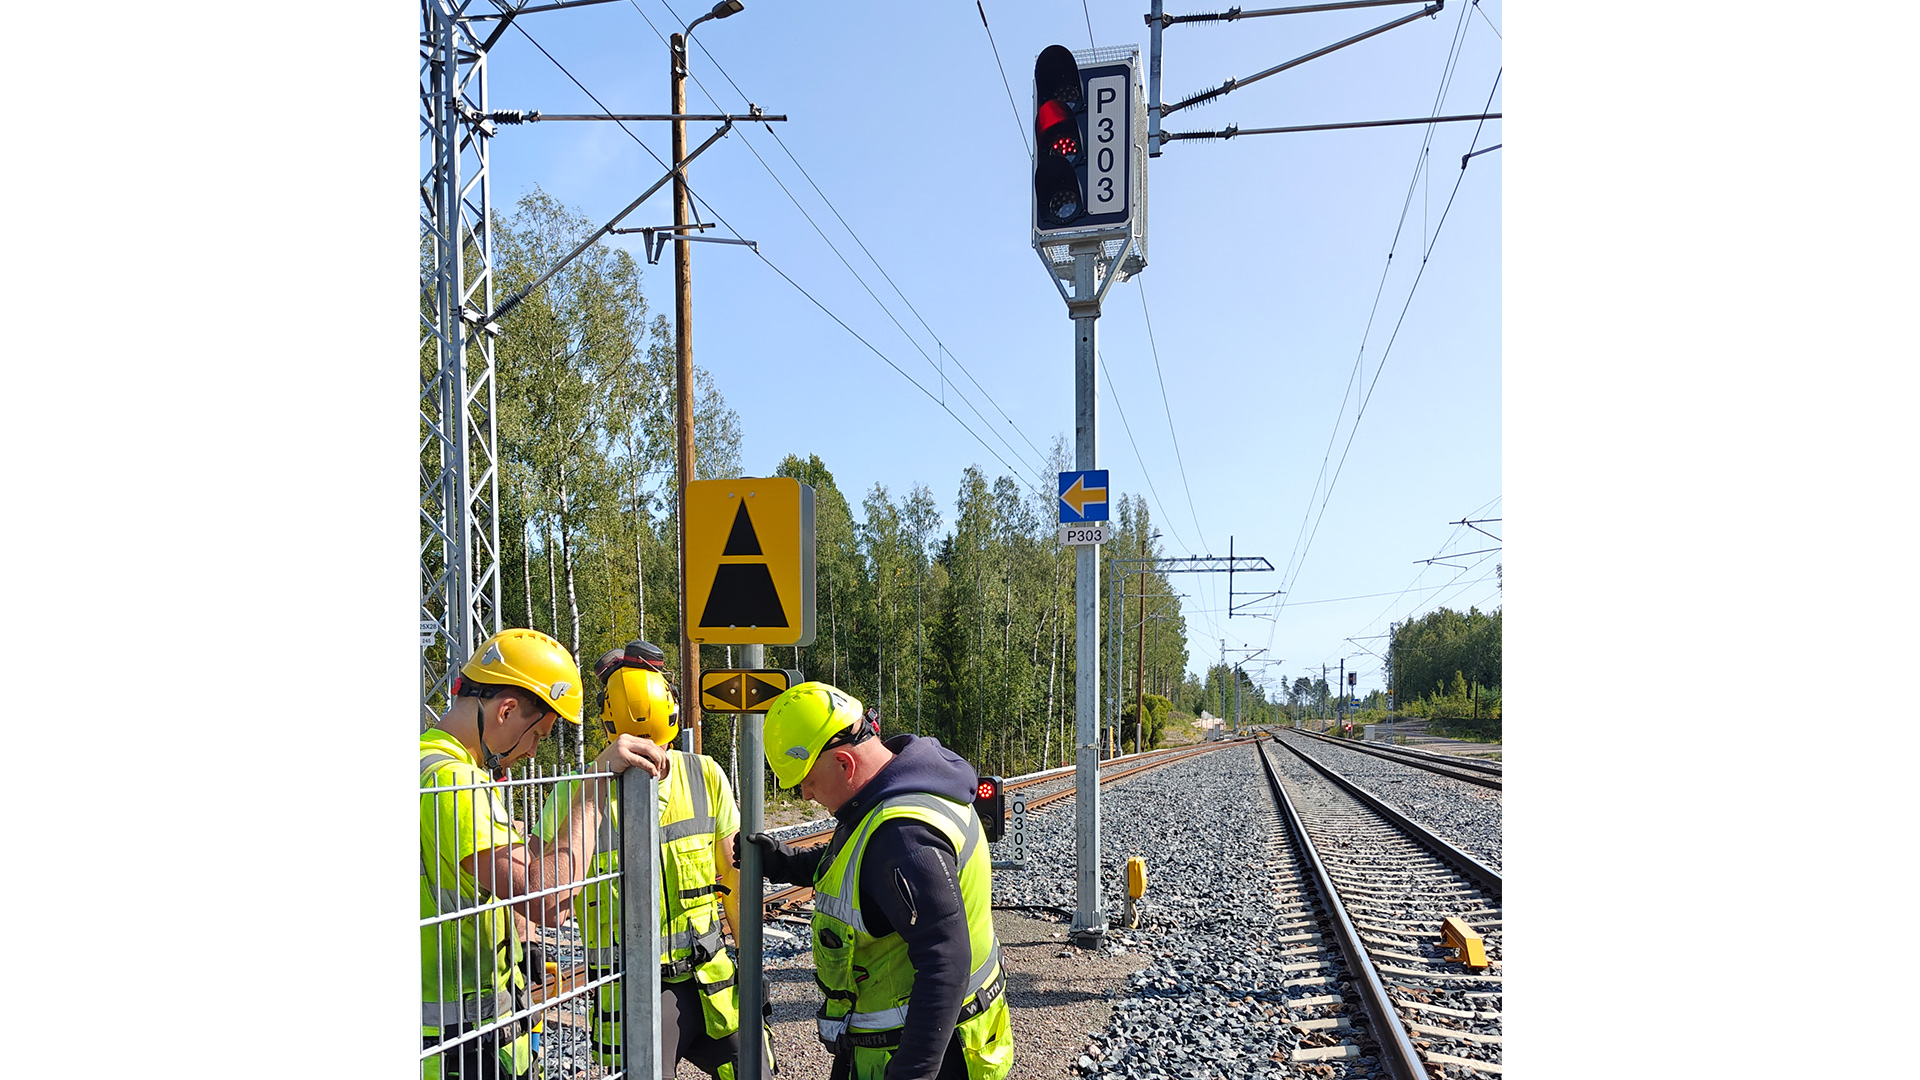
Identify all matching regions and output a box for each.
[671,31,702,753]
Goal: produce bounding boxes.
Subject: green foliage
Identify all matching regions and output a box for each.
[1387,606,1500,710]
[1120,692,1173,751]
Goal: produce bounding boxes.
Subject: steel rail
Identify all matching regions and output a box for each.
[1287,726,1503,789]
[1255,736,1428,1080]
[1273,730,1502,893]
[531,737,1268,995]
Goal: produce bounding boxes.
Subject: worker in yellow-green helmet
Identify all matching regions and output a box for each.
[739,682,1012,1080]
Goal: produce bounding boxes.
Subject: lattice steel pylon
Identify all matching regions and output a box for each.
[420,0,501,729]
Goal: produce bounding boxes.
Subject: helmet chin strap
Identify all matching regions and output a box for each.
[477,696,508,777]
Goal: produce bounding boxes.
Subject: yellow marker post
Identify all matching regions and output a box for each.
[1121,856,1147,928]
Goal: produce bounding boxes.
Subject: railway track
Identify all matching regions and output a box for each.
[763,736,1260,918]
[1284,725,1503,790]
[526,737,1263,1005]
[1259,731,1504,1077]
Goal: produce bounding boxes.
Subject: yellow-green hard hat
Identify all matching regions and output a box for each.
[762,681,864,788]
[460,628,584,723]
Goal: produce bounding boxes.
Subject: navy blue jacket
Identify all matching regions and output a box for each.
[784,735,983,1080]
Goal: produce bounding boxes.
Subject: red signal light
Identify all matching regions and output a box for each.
[974,775,1006,842]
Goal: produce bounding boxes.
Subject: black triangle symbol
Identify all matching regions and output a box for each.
[699,564,789,628]
[723,502,763,556]
[742,674,785,708]
[709,674,742,706]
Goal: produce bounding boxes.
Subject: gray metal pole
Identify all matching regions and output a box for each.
[1147,0,1164,157]
[737,642,767,1080]
[1070,246,1103,943]
[620,768,664,1079]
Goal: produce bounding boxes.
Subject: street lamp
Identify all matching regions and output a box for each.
[686,0,743,36]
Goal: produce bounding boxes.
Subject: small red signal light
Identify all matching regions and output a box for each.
[974,775,1006,842]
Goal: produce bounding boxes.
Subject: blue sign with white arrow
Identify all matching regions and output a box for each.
[1058,470,1109,523]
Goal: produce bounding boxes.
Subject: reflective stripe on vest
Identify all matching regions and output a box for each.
[584,923,723,970]
[813,792,979,938]
[843,939,1003,1031]
[810,789,1005,1047]
[422,991,515,1027]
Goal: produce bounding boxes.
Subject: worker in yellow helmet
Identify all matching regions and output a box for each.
[537,640,772,1080]
[420,628,667,1080]
[739,682,1013,1080]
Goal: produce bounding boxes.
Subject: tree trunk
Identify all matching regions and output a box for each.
[546,513,559,638]
[521,509,535,632]
[560,457,579,653]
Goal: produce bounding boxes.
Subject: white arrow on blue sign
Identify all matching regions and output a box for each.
[1058,470,1110,523]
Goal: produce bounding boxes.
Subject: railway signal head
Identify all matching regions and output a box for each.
[975,775,1006,842]
[1033,44,1087,229]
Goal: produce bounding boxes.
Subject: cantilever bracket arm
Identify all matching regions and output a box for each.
[484,120,735,328]
[1161,0,1442,117]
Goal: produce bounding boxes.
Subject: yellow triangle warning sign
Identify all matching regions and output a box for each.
[684,478,817,646]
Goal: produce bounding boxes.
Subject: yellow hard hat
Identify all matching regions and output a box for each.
[459,628,584,723]
[598,664,679,744]
[762,681,865,789]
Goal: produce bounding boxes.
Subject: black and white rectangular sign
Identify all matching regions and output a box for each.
[1085,72,1128,218]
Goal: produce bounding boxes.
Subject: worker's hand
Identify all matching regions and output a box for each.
[734,831,802,883]
[594,733,668,778]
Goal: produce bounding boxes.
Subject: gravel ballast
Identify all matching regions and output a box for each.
[1272,730,1503,872]
[707,736,1500,1078]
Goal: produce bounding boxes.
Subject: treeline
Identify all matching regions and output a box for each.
[425,192,1193,783]
[1386,605,1502,727]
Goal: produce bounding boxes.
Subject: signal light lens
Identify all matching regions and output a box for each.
[1037,101,1079,160]
[977,778,997,800]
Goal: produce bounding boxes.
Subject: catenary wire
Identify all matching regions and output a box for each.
[1096,348,1195,558]
[638,0,1053,479]
[509,16,1049,495]
[1269,0,1476,616]
[976,2,1033,159]
[1261,24,1494,664]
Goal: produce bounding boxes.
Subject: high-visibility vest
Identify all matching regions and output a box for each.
[563,751,743,1067]
[810,793,1014,1080]
[419,738,534,1080]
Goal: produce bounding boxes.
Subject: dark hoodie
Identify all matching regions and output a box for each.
[787,734,985,1080]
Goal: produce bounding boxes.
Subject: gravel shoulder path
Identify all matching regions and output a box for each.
[759,909,1142,1080]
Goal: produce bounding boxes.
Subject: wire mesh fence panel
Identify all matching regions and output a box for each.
[421,755,628,1080]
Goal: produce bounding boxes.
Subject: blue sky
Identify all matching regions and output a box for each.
[469,0,1505,694]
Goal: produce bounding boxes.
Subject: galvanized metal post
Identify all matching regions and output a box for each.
[737,642,767,1080]
[620,768,664,1079]
[1069,245,1103,943]
[420,1,501,728]
[1147,0,1163,157]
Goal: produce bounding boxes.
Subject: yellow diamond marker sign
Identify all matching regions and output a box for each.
[700,669,798,713]
[684,477,816,646]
